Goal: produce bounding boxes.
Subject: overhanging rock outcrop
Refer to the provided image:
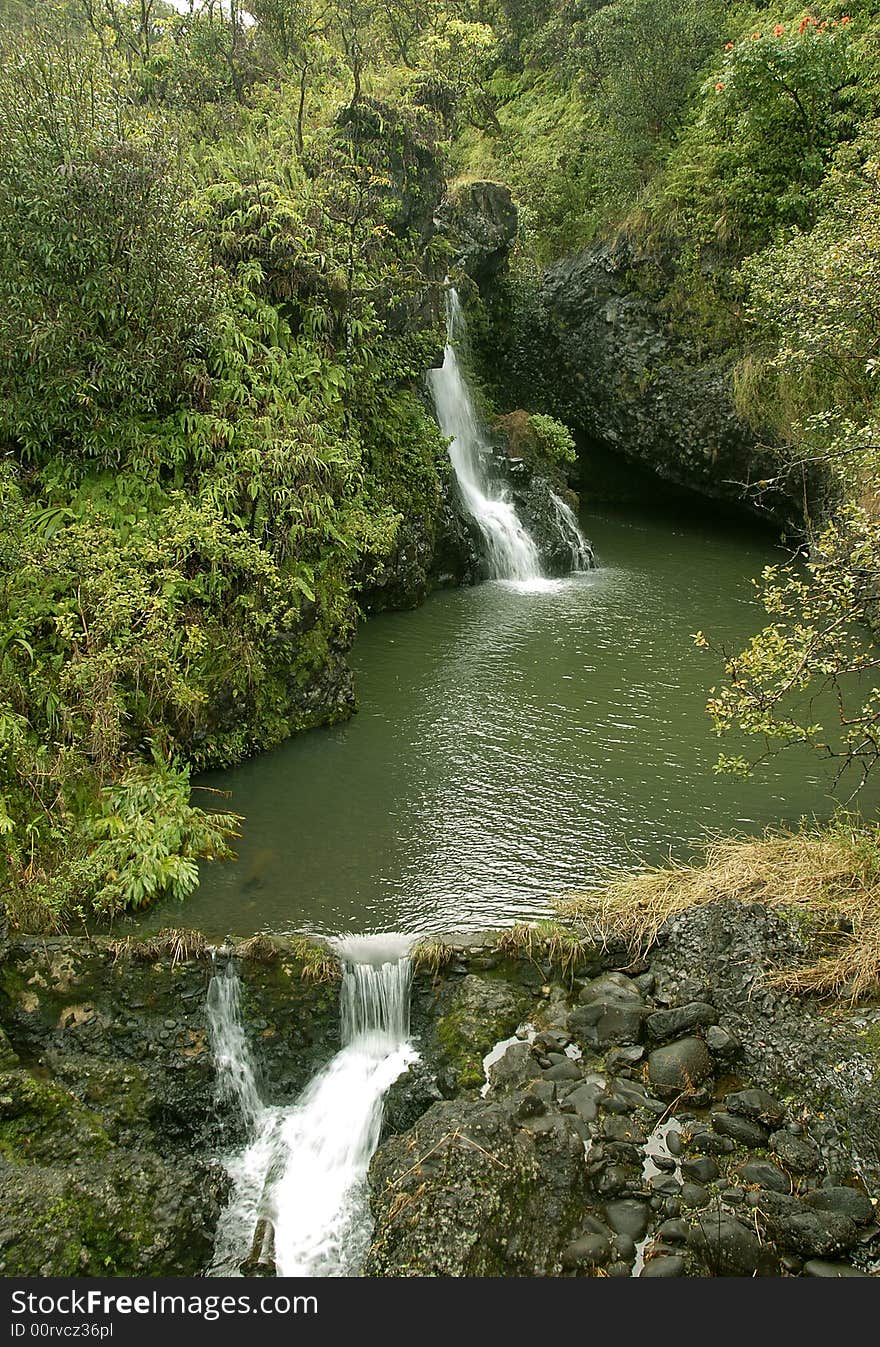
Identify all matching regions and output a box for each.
[482,237,807,527]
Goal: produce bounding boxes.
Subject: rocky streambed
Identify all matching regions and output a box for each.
[0,901,878,1277]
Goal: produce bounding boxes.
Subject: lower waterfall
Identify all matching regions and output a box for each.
[208,935,417,1278]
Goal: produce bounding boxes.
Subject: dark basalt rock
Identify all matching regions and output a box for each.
[640,1254,686,1277]
[681,1156,720,1184]
[711,1110,771,1149]
[579,972,644,1003]
[647,900,880,1191]
[381,1057,444,1140]
[561,1080,605,1122]
[435,180,518,285]
[724,1088,786,1128]
[770,1130,822,1174]
[749,1191,861,1258]
[803,1185,874,1226]
[647,1037,713,1096]
[690,1209,780,1277]
[0,1148,221,1277]
[569,997,648,1049]
[737,1159,791,1194]
[680,1182,711,1209]
[364,1095,591,1276]
[561,1233,613,1268]
[646,1002,717,1040]
[480,238,806,526]
[604,1199,651,1241]
[706,1024,740,1057]
[803,1259,872,1277]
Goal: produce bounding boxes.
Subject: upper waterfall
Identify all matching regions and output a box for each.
[428,288,543,583]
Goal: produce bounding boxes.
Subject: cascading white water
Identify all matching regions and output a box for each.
[549,490,594,572]
[208,936,416,1278]
[206,958,263,1128]
[428,289,543,583]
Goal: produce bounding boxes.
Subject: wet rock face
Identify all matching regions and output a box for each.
[0,935,342,1276]
[0,1146,222,1277]
[2,904,879,1277]
[367,903,880,1279]
[365,1095,592,1276]
[421,971,533,1093]
[649,900,880,1190]
[482,240,803,527]
[435,180,519,285]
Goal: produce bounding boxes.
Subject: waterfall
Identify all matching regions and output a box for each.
[206,958,263,1128]
[428,288,543,583]
[550,490,594,572]
[208,936,416,1278]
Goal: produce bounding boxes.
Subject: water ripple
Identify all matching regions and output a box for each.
[132,505,871,939]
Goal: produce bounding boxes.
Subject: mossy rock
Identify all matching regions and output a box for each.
[431,974,532,1090]
[0,1026,18,1070]
[0,1153,220,1276]
[0,1068,111,1166]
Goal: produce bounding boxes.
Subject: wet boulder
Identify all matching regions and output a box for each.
[689,1210,779,1276]
[647,1037,713,1098]
[365,1095,590,1276]
[749,1191,861,1258]
[429,974,531,1091]
[568,997,648,1050]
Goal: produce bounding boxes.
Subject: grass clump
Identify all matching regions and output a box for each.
[284,937,340,985]
[237,932,341,982]
[107,928,208,967]
[557,819,880,1003]
[235,934,282,965]
[497,920,593,984]
[412,938,457,979]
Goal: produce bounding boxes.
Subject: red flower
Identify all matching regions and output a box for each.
[715,81,726,91]
[841,14,851,22]
[725,40,734,49]
[773,23,785,35]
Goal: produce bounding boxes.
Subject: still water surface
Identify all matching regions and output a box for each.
[136,503,850,938]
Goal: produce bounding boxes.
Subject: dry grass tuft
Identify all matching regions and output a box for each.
[108,927,208,967]
[557,820,880,1002]
[497,920,593,983]
[235,934,281,964]
[412,937,457,978]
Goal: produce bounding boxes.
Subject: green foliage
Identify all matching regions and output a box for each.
[0,9,451,926]
[666,14,858,247]
[85,757,239,915]
[5,0,879,923]
[697,506,880,787]
[528,412,577,465]
[735,160,880,443]
[0,34,217,465]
